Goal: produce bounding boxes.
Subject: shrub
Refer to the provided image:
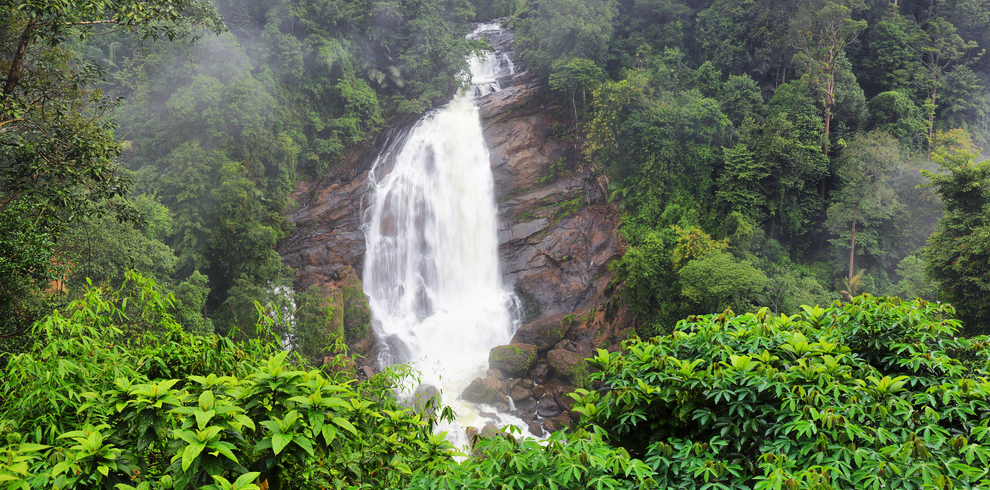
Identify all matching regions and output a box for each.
[574,295,990,489]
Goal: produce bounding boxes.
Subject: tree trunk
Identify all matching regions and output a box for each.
[848,220,856,281]
[571,89,579,132]
[823,108,831,155]
[927,86,937,155]
[2,17,37,103]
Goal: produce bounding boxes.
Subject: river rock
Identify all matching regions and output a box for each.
[511,312,575,350]
[536,397,562,418]
[546,411,572,431]
[528,421,545,438]
[481,423,499,438]
[408,384,440,416]
[488,344,537,376]
[461,377,509,406]
[510,384,532,401]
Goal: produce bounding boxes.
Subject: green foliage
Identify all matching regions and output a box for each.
[410,427,656,489]
[893,254,939,302]
[678,251,768,314]
[513,0,616,76]
[0,273,454,490]
[922,148,990,334]
[549,57,603,127]
[575,295,990,488]
[0,0,224,350]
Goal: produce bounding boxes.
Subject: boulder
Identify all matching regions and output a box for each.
[406,384,440,416]
[528,421,545,438]
[511,312,575,350]
[461,377,509,406]
[547,349,585,379]
[510,384,532,401]
[530,363,550,383]
[545,411,572,431]
[536,397,562,418]
[488,344,538,376]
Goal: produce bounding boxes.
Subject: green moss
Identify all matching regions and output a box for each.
[571,359,591,389]
[536,157,571,186]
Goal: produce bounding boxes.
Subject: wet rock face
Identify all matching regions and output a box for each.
[479,71,622,319]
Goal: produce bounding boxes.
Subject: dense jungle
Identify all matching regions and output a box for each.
[3,0,990,488]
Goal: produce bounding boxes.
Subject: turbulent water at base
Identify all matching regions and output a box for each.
[362,22,528,446]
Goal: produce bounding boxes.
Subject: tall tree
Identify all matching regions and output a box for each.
[792,1,866,154]
[922,147,990,333]
[914,17,980,153]
[548,57,602,131]
[825,131,901,282]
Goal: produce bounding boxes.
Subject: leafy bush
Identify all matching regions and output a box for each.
[0,273,451,490]
[575,295,990,489]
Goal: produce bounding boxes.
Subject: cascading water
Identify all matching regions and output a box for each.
[362,22,527,445]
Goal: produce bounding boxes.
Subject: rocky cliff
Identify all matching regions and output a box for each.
[278,67,631,431]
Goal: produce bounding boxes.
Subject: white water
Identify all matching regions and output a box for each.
[362,23,526,446]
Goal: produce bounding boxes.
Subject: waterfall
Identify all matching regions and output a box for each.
[362,23,527,444]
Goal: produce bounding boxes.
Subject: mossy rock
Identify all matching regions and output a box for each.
[547,348,584,379]
[511,312,575,350]
[488,343,538,376]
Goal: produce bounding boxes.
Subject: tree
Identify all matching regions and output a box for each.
[1,0,222,344]
[678,250,769,313]
[548,57,602,131]
[716,143,771,222]
[56,194,178,292]
[826,131,902,282]
[922,147,990,333]
[914,17,981,153]
[792,1,867,154]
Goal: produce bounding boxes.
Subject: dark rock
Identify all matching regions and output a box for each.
[495,402,509,412]
[487,368,505,381]
[546,411,572,431]
[513,397,537,418]
[553,338,576,352]
[531,363,550,383]
[510,384,532,401]
[556,389,578,413]
[360,366,375,380]
[511,312,575,350]
[531,384,546,398]
[528,421,545,438]
[547,349,585,379]
[536,397,562,418]
[461,377,509,406]
[489,344,538,376]
[479,411,501,422]
[520,378,534,389]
